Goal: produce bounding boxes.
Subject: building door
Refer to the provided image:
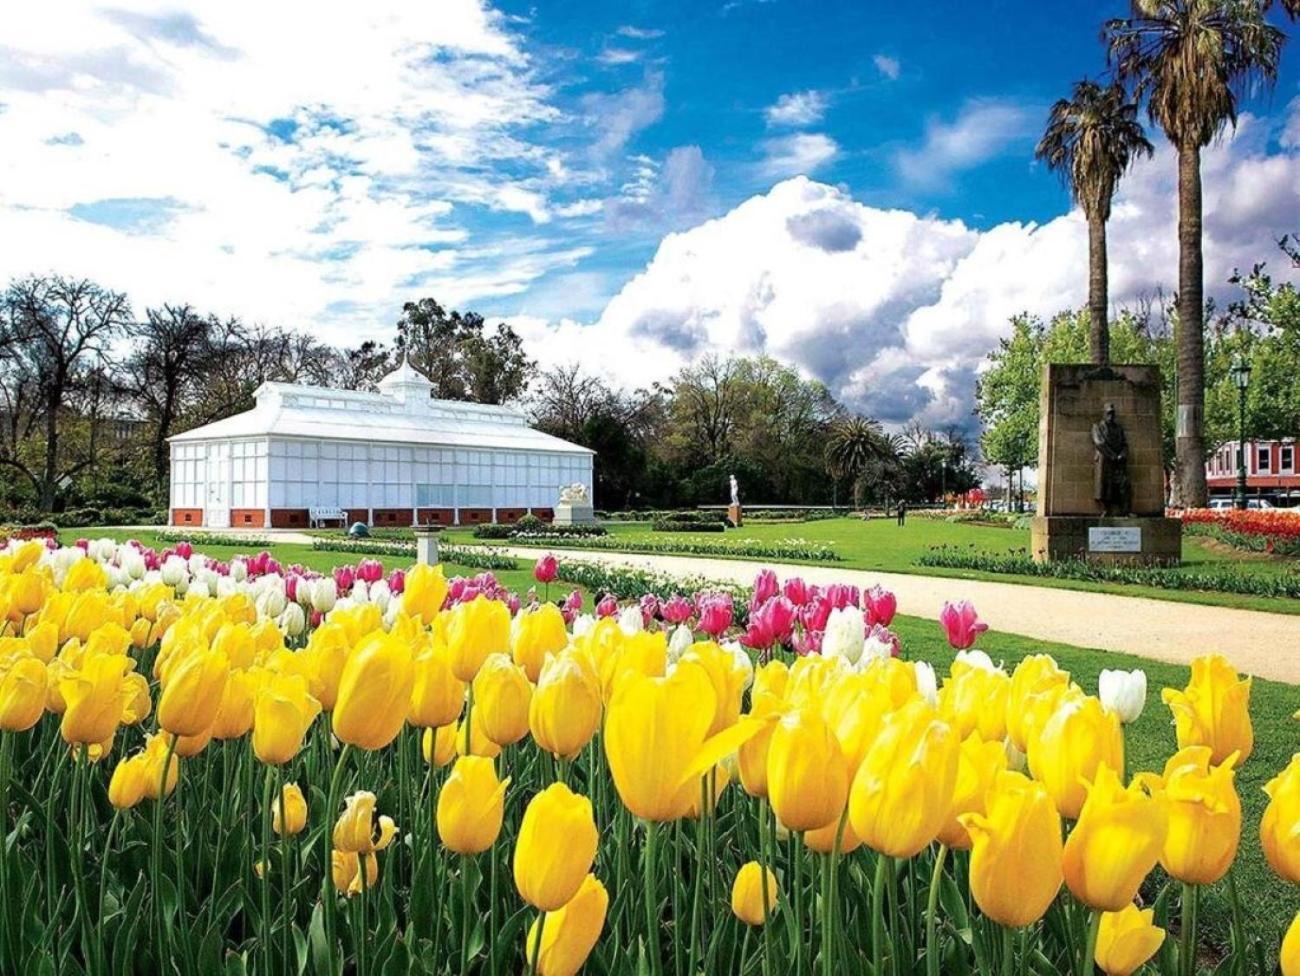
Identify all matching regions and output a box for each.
[205,444,230,527]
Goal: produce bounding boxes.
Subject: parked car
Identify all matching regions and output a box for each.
[1208,497,1276,510]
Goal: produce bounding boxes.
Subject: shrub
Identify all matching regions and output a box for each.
[472,522,607,540]
[154,530,272,548]
[651,519,726,533]
[489,534,841,563]
[309,537,517,570]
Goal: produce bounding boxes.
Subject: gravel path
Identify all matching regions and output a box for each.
[495,546,1300,685]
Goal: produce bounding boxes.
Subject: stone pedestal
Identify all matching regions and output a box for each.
[554,502,597,527]
[728,503,743,527]
[1034,363,1181,566]
[414,527,440,565]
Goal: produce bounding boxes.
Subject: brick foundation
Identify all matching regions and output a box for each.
[528,508,554,522]
[458,508,491,524]
[496,508,526,523]
[372,508,414,527]
[270,509,310,528]
[345,509,369,525]
[230,509,266,528]
[171,508,203,526]
[417,508,455,526]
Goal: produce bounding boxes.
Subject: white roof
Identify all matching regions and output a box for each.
[169,362,592,456]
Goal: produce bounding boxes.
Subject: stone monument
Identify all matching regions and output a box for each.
[728,474,743,527]
[553,482,597,527]
[1030,364,1181,566]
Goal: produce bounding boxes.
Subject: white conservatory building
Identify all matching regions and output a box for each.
[167,360,593,530]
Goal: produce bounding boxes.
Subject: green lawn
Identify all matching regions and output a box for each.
[438,516,1300,615]
[88,523,1300,945]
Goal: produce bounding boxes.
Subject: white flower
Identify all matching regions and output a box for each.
[160,555,187,587]
[89,538,116,562]
[216,577,238,599]
[913,661,938,706]
[860,631,895,665]
[351,580,370,604]
[279,603,306,637]
[258,588,287,620]
[369,580,392,613]
[119,548,146,580]
[572,614,596,638]
[1098,668,1147,724]
[187,554,207,576]
[311,578,337,614]
[617,604,644,635]
[187,578,210,600]
[104,565,128,590]
[821,606,865,666]
[230,559,249,583]
[666,624,694,663]
[723,640,755,691]
[954,649,998,673]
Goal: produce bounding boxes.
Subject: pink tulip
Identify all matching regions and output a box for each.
[506,592,521,615]
[661,594,693,625]
[750,569,779,610]
[309,610,323,628]
[264,558,282,578]
[864,585,897,627]
[800,595,832,634]
[284,575,299,602]
[639,593,660,626]
[939,600,987,650]
[596,594,619,618]
[75,538,89,551]
[793,628,823,656]
[333,565,355,594]
[825,584,860,610]
[175,541,193,559]
[563,589,584,613]
[782,576,810,606]
[388,569,405,594]
[743,597,795,650]
[534,553,559,584]
[697,596,733,638]
[357,559,383,584]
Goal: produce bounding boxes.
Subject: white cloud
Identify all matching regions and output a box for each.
[895,98,1036,189]
[582,73,666,159]
[522,109,1300,434]
[764,90,827,127]
[597,47,642,65]
[873,54,901,80]
[616,26,665,39]
[758,133,839,177]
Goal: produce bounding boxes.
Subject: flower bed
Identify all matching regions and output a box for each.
[309,536,518,570]
[917,544,1300,599]
[490,533,841,562]
[0,536,1288,973]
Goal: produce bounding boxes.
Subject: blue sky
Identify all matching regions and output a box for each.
[1,1,1298,430]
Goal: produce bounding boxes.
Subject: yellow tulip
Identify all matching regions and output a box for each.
[512,603,569,682]
[9,540,44,573]
[850,699,960,858]
[1095,904,1165,976]
[1261,753,1300,883]
[604,661,760,822]
[1137,746,1240,885]
[409,640,464,729]
[1161,654,1253,765]
[455,706,502,759]
[333,791,397,855]
[939,662,1010,742]
[593,629,667,703]
[330,603,381,647]
[1028,695,1124,820]
[403,563,449,625]
[1283,911,1300,976]
[1006,654,1074,754]
[139,732,179,800]
[737,670,788,799]
[273,782,308,836]
[525,873,608,976]
[821,658,918,771]
[25,621,57,664]
[108,753,150,809]
[804,811,861,855]
[446,596,510,682]
[333,632,414,751]
[211,623,256,670]
[253,672,322,765]
[1062,764,1167,911]
[530,653,601,760]
[767,705,849,833]
[170,724,214,758]
[681,641,748,735]
[514,782,599,911]
[121,672,152,727]
[474,653,532,747]
[0,652,46,731]
[731,861,779,926]
[937,733,1008,851]
[210,668,257,739]
[62,558,107,593]
[437,756,509,854]
[960,771,1062,927]
[301,623,350,710]
[157,646,229,737]
[7,571,47,616]
[331,849,379,896]
[423,724,458,768]
[59,652,135,745]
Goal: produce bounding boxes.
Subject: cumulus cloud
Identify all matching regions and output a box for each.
[520,109,1300,436]
[765,90,827,127]
[758,133,839,177]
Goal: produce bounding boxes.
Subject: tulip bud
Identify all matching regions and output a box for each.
[422,723,458,768]
[333,791,397,855]
[1262,754,1300,884]
[731,861,779,926]
[1095,904,1165,976]
[437,756,508,854]
[331,849,378,897]
[409,641,465,729]
[1063,764,1167,911]
[1028,696,1124,820]
[514,782,599,911]
[473,653,532,747]
[273,782,308,836]
[525,876,608,975]
[446,596,511,682]
[333,632,414,751]
[1098,668,1146,724]
[511,603,568,683]
[0,653,47,732]
[767,705,849,833]
[253,672,321,765]
[530,653,601,760]
[1161,655,1253,765]
[1284,912,1300,976]
[1137,746,1240,885]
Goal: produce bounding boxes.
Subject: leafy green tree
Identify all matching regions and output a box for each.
[396,298,534,404]
[824,415,886,508]
[1106,0,1291,506]
[1036,80,1152,364]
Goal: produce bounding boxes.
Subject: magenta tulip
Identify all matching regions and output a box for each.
[864,585,897,626]
[751,569,779,609]
[661,594,693,625]
[939,600,987,649]
[782,576,810,606]
[534,554,559,584]
[697,596,733,637]
[596,594,619,618]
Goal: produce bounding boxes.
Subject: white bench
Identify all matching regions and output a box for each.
[309,507,347,528]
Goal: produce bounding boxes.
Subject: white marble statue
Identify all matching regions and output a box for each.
[559,482,590,505]
[729,474,740,507]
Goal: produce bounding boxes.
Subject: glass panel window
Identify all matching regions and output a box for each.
[1258,447,1271,473]
[1283,445,1295,473]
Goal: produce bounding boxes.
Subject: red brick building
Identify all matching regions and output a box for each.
[1206,438,1300,505]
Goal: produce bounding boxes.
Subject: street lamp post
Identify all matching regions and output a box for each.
[1230,354,1252,510]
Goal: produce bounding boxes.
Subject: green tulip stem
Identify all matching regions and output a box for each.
[260,766,275,976]
[0,731,12,971]
[460,853,473,973]
[1227,866,1246,965]
[321,742,352,976]
[357,851,369,976]
[527,911,546,976]
[1181,883,1199,976]
[643,818,662,976]
[97,809,122,975]
[1083,908,1101,976]
[688,778,706,975]
[758,804,773,976]
[1001,924,1015,976]
[822,806,849,976]
[151,731,180,974]
[871,853,886,974]
[463,683,475,756]
[925,844,949,976]
[276,765,290,974]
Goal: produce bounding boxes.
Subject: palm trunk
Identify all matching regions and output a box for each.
[1172,144,1208,507]
[1087,212,1109,365]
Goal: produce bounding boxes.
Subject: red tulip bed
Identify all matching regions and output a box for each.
[0,536,1297,976]
[1176,508,1300,556]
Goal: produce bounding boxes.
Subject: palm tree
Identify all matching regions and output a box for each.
[1035,80,1153,365]
[1106,0,1288,506]
[824,415,885,509]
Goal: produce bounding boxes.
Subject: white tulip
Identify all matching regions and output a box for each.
[723,640,754,691]
[311,578,338,614]
[1098,668,1147,724]
[572,613,596,638]
[120,549,146,580]
[105,565,128,590]
[216,577,238,598]
[822,606,866,666]
[913,661,939,706]
[860,630,896,666]
[954,649,999,673]
[258,588,287,619]
[279,603,306,638]
[230,559,249,583]
[160,555,187,587]
[351,580,370,604]
[618,604,644,635]
[666,624,694,663]
[369,580,392,613]
[187,578,210,600]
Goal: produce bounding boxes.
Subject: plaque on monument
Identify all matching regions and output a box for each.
[1030,363,1181,566]
[553,483,597,527]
